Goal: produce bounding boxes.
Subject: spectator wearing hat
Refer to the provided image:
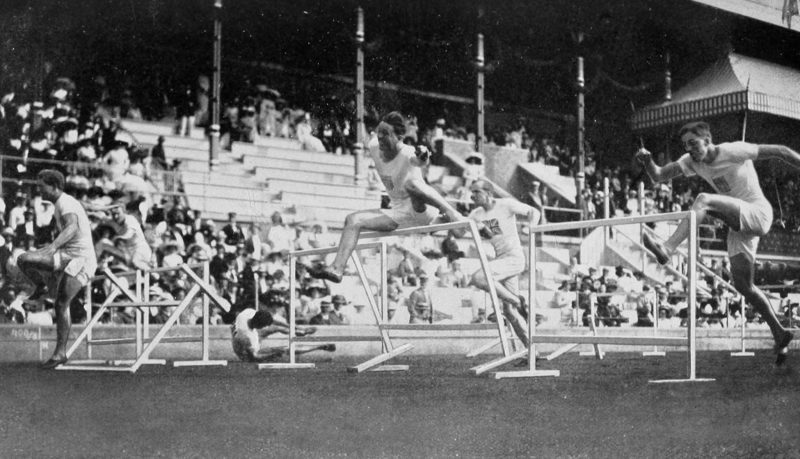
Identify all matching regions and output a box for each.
[407,273,433,324]
[220,212,245,253]
[309,300,344,325]
[331,294,351,325]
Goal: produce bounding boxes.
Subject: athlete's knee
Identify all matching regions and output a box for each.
[692,193,712,211]
[469,271,487,287]
[343,212,362,229]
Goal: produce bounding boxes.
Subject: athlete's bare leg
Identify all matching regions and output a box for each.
[309,209,398,283]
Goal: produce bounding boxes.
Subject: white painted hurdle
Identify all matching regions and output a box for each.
[56,263,229,373]
[492,210,715,383]
[259,220,516,373]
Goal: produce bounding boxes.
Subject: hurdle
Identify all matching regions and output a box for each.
[260,220,515,373]
[493,210,715,383]
[56,263,229,372]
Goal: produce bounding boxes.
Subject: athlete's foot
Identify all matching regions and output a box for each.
[308,265,342,283]
[642,233,670,265]
[518,295,529,320]
[774,330,793,366]
[321,344,336,352]
[40,354,68,370]
[297,326,317,337]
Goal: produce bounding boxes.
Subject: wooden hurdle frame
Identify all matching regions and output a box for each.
[259,220,515,373]
[492,210,715,383]
[56,263,229,373]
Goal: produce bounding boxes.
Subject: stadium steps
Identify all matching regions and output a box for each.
[232,143,353,166]
[277,190,379,211]
[517,162,576,207]
[265,178,376,199]
[242,155,353,176]
[254,166,356,186]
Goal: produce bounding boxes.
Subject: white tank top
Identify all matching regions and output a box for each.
[368,137,424,206]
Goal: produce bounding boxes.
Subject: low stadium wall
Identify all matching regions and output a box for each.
[0,324,781,363]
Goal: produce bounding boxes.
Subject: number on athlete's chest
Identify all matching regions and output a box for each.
[380,175,394,190]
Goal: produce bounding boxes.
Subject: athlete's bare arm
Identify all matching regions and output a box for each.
[635,148,684,183]
[756,144,800,169]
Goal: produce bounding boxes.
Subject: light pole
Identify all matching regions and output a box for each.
[209,0,222,170]
[353,7,366,185]
[575,51,586,219]
[475,33,485,155]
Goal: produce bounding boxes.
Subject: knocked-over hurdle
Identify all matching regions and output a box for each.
[492,211,714,383]
[57,263,230,373]
[260,220,515,373]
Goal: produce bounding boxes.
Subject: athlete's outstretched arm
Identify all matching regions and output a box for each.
[757,145,800,169]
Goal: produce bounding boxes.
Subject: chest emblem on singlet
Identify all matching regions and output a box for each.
[711,176,731,193]
[482,218,502,236]
[380,175,394,191]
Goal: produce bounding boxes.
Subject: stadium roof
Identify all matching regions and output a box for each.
[632,53,800,129]
[691,0,799,31]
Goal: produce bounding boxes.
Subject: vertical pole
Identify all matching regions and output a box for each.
[85,284,92,359]
[575,52,586,221]
[475,33,485,155]
[209,0,222,169]
[664,51,672,102]
[135,270,143,356]
[354,7,366,185]
[380,242,388,353]
[603,177,610,244]
[687,211,698,380]
[203,261,211,361]
[527,227,536,370]
[288,256,297,364]
[143,270,150,338]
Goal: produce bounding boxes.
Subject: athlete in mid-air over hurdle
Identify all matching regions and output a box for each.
[636,121,800,365]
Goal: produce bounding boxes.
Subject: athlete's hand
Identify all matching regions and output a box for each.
[414,145,431,163]
[635,148,652,165]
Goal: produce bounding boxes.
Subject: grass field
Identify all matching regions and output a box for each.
[2,351,800,458]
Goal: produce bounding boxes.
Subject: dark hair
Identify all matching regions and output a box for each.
[249,310,274,329]
[37,169,65,190]
[678,121,712,140]
[381,111,406,136]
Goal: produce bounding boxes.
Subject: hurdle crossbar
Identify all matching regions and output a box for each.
[494,211,714,383]
[264,219,514,374]
[57,263,228,372]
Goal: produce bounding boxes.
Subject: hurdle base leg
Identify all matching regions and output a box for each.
[173,360,228,367]
[471,349,527,375]
[730,351,755,357]
[368,364,409,372]
[649,377,716,384]
[258,363,316,370]
[642,351,666,357]
[465,338,501,358]
[347,343,413,373]
[493,369,560,379]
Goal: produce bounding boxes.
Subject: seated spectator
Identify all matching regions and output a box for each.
[407,274,433,324]
[634,286,655,327]
[220,212,245,253]
[309,300,344,325]
[331,294,351,325]
[266,211,294,256]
